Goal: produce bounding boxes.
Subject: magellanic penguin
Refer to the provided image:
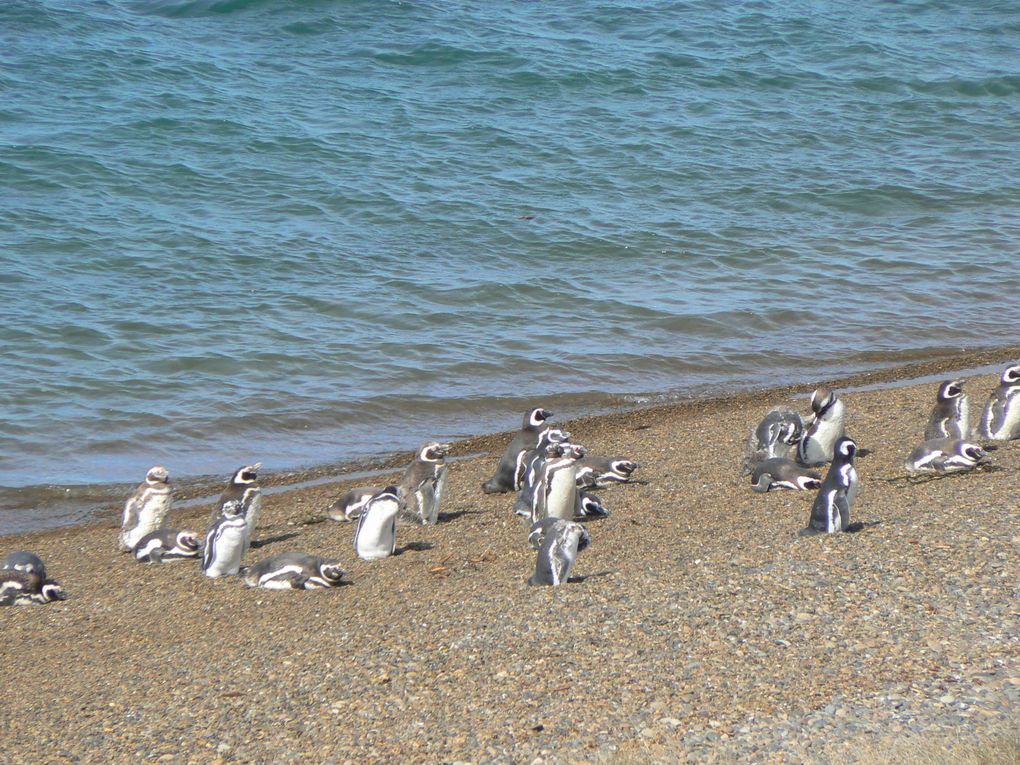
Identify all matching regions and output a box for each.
[745,408,804,473]
[574,455,640,489]
[1,551,47,579]
[798,388,846,466]
[118,466,173,552]
[924,379,970,441]
[527,517,591,586]
[133,529,202,563]
[802,436,860,535]
[207,462,263,547]
[750,458,822,493]
[514,442,566,520]
[202,500,248,578]
[398,442,451,525]
[242,552,346,590]
[905,438,990,476]
[514,428,571,492]
[980,364,1020,440]
[327,486,381,522]
[482,408,554,494]
[353,486,401,561]
[0,570,66,606]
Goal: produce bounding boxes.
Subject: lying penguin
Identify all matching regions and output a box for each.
[749,458,822,493]
[905,438,990,476]
[242,552,346,590]
[0,569,66,606]
[574,455,640,489]
[133,529,203,563]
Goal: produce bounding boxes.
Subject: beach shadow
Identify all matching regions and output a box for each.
[437,508,485,523]
[395,541,434,555]
[569,570,614,583]
[883,464,1004,486]
[250,532,300,549]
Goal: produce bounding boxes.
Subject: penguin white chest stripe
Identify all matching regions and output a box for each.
[258,565,304,587]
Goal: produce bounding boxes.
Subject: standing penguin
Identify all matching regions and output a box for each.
[1,551,47,578]
[202,500,248,578]
[242,552,346,590]
[399,442,451,525]
[482,408,554,494]
[980,364,1020,440]
[745,408,804,472]
[527,517,591,586]
[208,463,263,546]
[802,436,860,535]
[925,379,970,440]
[118,466,173,552]
[798,388,846,466]
[574,455,640,489]
[353,486,402,561]
[133,529,203,563]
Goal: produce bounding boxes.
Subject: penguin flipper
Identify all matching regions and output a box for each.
[750,473,773,493]
[149,548,164,564]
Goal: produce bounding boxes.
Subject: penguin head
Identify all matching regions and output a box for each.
[567,522,591,552]
[611,459,639,476]
[177,532,202,552]
[937,379,965,401]
[1001,365,1020,386]
[544,442,566,458]
[834,437,857,461]
[797,475,823,491]
[221,500,245,518]
[374,486,400,504]
[418,442,451,463]
[40,582,66,602]
[565,443,586,460]
[318,562,345,584]
[231,463,262,485]
[146,466,170,485]
[961,443,989,464]
[526,408,553,428]
[810,388,837,416]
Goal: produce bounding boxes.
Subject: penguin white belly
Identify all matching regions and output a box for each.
[205,528,246,578]
[355,511,398,561]
[120,495,171,551]
[545,468,577,521]
[992,398,1020,439]
[803,418,844,463]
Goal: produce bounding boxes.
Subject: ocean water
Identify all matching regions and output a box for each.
[2,0,1019,533]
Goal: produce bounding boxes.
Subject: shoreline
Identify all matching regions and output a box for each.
[1,346,1018,763]
[3,343,1019,541]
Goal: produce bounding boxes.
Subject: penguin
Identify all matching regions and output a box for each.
[802,436,859,535]
[980,364,1020,440]
[482,408,554,493]
[574,455,640,489]
[924,379,970,441]
[905,438,991,475]
[745,408,804,472]
[0,570,66,606]
[202,500,249,578]
[398,442,451,525]
[527,517,591,586]
[353,486,401,561]
[118,466,173,552]
[133,529,203,563]
[208,462,262,526]
[749,458,822,493]
[241,552,346,590]
[575,490,609,518]
[544,442,588,521]
[1,551,47,579]
[514,442,566,520]
[513,428,571,494]
[326,486,381,522]
[798,388,846,466]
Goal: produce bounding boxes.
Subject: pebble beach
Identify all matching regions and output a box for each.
[2,348,1018,765]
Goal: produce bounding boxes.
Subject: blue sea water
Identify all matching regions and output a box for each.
[2,0,1019,532]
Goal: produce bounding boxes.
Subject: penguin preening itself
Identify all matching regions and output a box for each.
[746,408,804,472]
[208,463,263,542]
[750,458,821,493]
[118,466,173,552]
[398,442,451,525]
[802,436,860,536]
[980,364,1020,440]
[242,552,346,590]
[202,500,248,578]
[1,551,47,579]
[327,486,379,522]
[574,455,640,489]
[353,486,401,561]
[0,570,66,606]
[527,517,590,586]
[482,408,554,494]
[133,529,203,563]
[905,438,991,476]
[925,379,970,441]
[798,388,846,466]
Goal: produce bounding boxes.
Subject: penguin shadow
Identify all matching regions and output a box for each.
[436,508,485,523]
[395,541,434,555]
[568,570,614,583]
[880,464,1004,487]
[249,532,300,550]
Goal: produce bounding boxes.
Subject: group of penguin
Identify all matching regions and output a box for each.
[3,363,1017,603]
[745,363,1020,536]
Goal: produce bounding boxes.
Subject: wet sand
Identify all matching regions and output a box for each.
[2,347,1018,764]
